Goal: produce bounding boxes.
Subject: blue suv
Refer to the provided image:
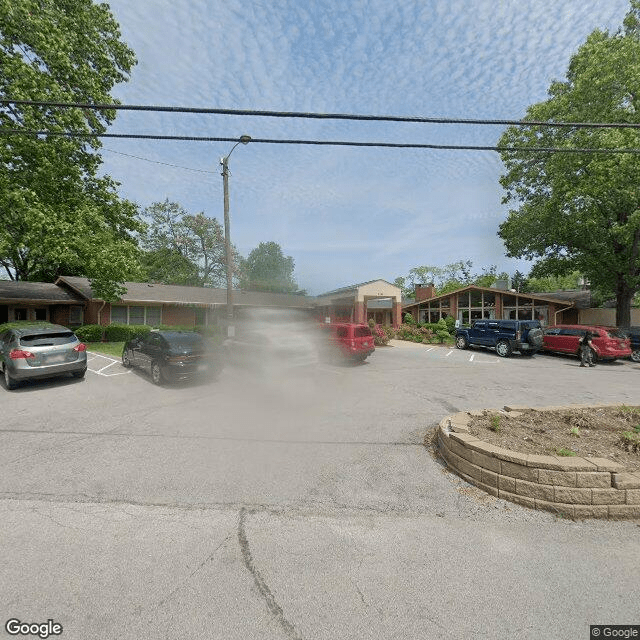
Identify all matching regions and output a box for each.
[455,319,544,357]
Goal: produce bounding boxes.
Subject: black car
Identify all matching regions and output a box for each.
[122,330,220,384]
[454,319,543,357]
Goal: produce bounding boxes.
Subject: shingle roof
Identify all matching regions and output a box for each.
[55,276,315,309]
[0,280,84,303]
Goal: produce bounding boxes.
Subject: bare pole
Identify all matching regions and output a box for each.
[220,135,251,337]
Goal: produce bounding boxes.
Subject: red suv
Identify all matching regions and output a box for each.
[542,325,631,362]
[321,322,375,362]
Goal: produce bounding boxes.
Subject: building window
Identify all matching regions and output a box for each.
[146,307,162,326]
[68,306,83,325]
[110,305,162,326]
[35,308,48,321]
[110,306,127,324]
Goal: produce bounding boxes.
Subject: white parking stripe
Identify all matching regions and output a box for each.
[96,360,119,374]
[426,347,435,352]
[446,350,453,357]
[470,354,474,361]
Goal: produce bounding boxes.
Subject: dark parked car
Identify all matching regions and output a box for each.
[542,325,631,362]
[622,327,640,362]
[454,319,543,357]
[122,330,219,384]
[0,323,87,390]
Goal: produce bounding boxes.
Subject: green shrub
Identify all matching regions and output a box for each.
[403,313,416,325]
[444,316,456,334]
[104,323,151,342]
[74,324,104,342]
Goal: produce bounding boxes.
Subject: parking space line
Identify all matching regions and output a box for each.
[469,354,474,361]
[446,350,453,357]
[426,347,435,352]
[96,360,119,374]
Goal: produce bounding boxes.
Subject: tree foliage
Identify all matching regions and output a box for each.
[395,260,510,298]
[140,200,237,287]
[0,0,142,299]
[240,241,302,294]
[497,1,640,326]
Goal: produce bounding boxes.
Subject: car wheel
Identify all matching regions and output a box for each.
[71,369,86,379]
[496,340,512,358]
[455,335,468,350]
[590,347,598,363]
[631,349,640,363]
[151,361,163,385]
[122,349,132,368]
[3,366,17,390]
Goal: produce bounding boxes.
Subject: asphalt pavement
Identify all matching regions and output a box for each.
[1,341,638,639]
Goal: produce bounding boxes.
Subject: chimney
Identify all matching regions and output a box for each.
[415,283,436,301]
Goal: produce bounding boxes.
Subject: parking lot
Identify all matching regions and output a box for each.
[1,340,639,640]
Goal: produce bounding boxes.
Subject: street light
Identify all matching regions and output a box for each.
[220,134,251,337]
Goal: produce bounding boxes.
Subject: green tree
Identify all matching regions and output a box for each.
[241,241,301,294]
[140,200,234,287]
[140,248,201,287]
[0,0,142,300]
[497,1,640,326]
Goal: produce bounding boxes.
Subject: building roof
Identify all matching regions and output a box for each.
[527,289,592,309]
[402,284,576,310]
[316,279,399,297]
[55,276,316,309]
[0,280,84,303]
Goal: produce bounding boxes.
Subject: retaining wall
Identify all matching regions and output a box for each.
[436,406,640,519]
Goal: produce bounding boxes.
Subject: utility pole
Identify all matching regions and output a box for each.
[220,135,251,338]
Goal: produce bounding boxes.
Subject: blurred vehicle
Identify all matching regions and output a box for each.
[622,326,640,362]
[0,323,87,390]
[122,330,219,384]
[542,324,631,362]
[320,322,375,362]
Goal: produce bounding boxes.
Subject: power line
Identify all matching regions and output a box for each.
[102,147,217,174]
[2,98,640,130]
[1,129,639,154]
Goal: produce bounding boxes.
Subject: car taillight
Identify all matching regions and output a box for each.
[73,343,87,352]
[9,349,35,359]
[516,331,521,340]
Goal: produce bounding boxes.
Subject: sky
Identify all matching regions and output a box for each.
[99,0,631,295]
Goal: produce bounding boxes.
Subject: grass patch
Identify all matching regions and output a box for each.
[489,415,500,433]
[86,342,124,358]
[556,448,576,457]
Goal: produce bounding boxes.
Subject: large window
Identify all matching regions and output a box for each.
[110,305,162,325]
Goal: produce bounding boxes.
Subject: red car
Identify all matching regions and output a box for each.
[320,322,375,362]
[542,324,631,362]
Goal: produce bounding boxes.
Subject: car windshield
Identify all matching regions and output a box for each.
[20,331,76,346]
[606,329,627,339]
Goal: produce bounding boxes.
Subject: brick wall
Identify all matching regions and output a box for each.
[161,305,196,327]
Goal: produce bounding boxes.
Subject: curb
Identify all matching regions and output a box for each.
[436,404,640,519]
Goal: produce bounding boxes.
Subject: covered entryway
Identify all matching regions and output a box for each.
[314,279,402,327]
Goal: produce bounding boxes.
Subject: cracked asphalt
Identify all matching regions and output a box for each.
[1,341,639,639]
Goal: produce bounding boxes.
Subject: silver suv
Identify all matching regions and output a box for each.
[0,323,87,389]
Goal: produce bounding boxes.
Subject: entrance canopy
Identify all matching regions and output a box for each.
[314,279,403,327]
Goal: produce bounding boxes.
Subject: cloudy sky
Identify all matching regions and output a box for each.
[100,0,631,295]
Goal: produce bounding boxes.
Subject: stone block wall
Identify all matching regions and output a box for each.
[436,408,640,519]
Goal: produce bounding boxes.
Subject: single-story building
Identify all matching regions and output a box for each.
[402,283,577,326]
[314,280,403,327]
[0,280,85,326]
[54,276,316,327]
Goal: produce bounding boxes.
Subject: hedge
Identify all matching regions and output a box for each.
[74,324,104,342]
[104,323,151,342]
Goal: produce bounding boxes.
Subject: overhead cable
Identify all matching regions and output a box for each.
[1,99,640,130]
[1,129,639,154]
